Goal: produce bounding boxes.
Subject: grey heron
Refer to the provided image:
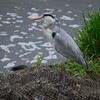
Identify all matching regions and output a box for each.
[31,14,88,77]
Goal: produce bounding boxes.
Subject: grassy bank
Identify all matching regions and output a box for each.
[66,11,100,77]
[76,11,100,59]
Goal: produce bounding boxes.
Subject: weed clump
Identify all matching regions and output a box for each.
[76,11,100,58]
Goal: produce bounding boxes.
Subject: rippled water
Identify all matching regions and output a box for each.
[0,0,98,73]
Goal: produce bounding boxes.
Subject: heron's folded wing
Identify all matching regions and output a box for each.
[54,33,82,62]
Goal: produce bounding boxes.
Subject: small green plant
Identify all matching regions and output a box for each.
[87,60,100,75]
[36,55,42,68]
[66,61,87,77]
[52,63,61,71]
[76,11,100,59]
[66,60,100,77]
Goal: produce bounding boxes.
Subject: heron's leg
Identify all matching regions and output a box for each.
[60,55,66,82]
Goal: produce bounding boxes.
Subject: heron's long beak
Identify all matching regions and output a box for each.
[31,17,42,21]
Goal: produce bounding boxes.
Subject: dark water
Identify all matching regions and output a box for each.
[0,0,99,73]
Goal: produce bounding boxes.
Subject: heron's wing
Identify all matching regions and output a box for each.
[53,28,88,69]
[54,34,79,60]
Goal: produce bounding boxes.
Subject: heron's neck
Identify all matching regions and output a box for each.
[42,22,55,34]
[42,24,54,45]
[43,21,55,29]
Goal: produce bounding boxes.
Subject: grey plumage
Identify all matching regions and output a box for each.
[52,27,88,69]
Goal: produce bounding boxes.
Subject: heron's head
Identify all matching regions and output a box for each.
[31,14,58,28]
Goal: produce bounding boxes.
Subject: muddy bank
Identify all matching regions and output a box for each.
[0,65,100,100]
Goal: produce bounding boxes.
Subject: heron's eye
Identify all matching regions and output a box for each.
[43,20,47,24]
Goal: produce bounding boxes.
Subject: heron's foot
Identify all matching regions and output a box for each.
[59,70,66,86]
[59,60,67,86]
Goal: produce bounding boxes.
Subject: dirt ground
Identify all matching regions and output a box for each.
[0,65,100,100]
